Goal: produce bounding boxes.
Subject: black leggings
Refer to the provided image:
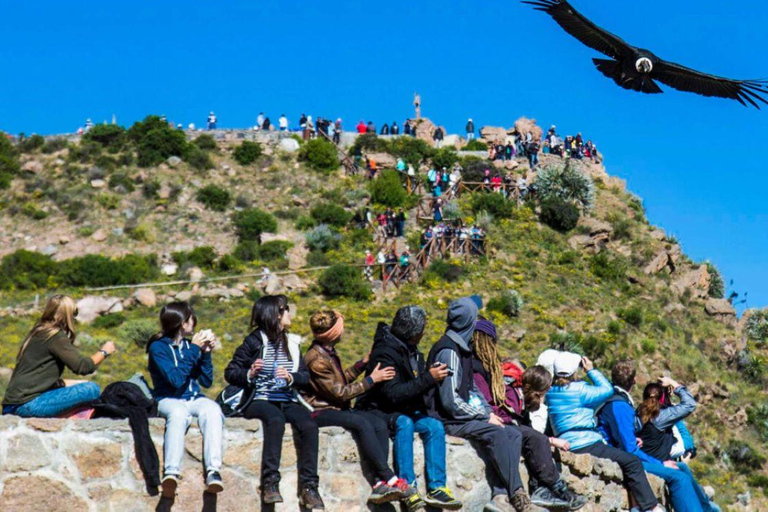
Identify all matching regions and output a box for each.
[243,400,319,486]
[573,442,658,511]
[517,425,559,490]
[314,408,396,483]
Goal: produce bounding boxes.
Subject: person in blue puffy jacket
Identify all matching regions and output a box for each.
[546,352,663,512]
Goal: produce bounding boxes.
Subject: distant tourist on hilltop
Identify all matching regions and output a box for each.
[527,139,541,170]
[356,120,367,134]
[262,116,271,131]
[403,119,413,136]
[299,113,307,130]
[433,126,444,148]
[279,114,288,131]
[85,118,94,133]
[256,112,265,131]
[391,121,400,135]
[367,121,376,134]
[466,118,475,140]
[207,112,217,130]
[333,118,342,144]
[380,123,390,135]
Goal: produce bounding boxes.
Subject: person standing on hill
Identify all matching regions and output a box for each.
[466,118,475,140]
[391,121,400,135]
[380,123,390,135]
[527,139,540,170]
[403,119,412,136]
[426,298,531,512]
[3,295,116,418]
[433,127,444,148]
[207,112,217,130]
[333,118,342,144]
[303,311,419,506]
[357,120,367,134]
[356,306,462,511]
[367,121,376,134]
[279,114,288,131]
[364,250,375,281]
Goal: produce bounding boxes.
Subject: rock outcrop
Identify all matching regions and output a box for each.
[0,416,667,512]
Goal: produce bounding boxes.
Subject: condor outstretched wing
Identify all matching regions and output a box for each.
[522,0,633,60]
[653,60,768,109]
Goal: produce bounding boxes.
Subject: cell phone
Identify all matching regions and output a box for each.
[432,362,443,368]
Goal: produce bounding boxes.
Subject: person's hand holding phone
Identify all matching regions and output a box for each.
[429,362,450,382]
[658,376,680,389]
[276,366,292,384]
[581,356,594,372]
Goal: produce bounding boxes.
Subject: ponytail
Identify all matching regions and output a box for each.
[637,382,663,425]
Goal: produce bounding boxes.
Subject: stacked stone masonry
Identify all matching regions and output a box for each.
[0,416,666,511]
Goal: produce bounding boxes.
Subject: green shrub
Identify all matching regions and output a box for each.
[460,158,493,181]
[319,264,371,300]
[96,193,120,210]
[306,225,341,252]
[431,147,459,170]
[41,138,68,154]
[84,124,127,149]
[641,338,657,354]
[747,403,768,443]
[129,116,188,167]
[705,261,725,299]
[94,155,119,171]
[118,319,159,349]
[92,313,126,329]
[59,254,157,287]
[257,240,293,262]
[0,171,12,189]
[196,185,231,211]
[425,259,464,283]
[539,197,580,232]
[21,203,48,220]
[607,320,623,335]
[470,192,514,218]
[387,137,434,165]
[217,254,241,272]
[463,139,488,151]
[487,289,524,317]
[298,139,339,173]
[185,145,214,170]
[68,140,103,163]
[193,134,218,152]
[618,306,644,327]
[741,351,766,383]
[746,310,768,345]
[142,179,161,199]
[726,441,767,474]
[534,161,595,210]
[108,172,135,193]
[295,215,317,230]
[307,250,331,267]
[173,246,217,270]
[232,141,263,165]
[590,252,628,282]
[349,133,389,155]
[233,241,260,262]
[310,203,352,228]
[0,250,58,290]
[368,169,408,207]
[18,134,45,153]
[232,208,277,242]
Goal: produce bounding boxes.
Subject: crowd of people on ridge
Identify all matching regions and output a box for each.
[1,293,720,512]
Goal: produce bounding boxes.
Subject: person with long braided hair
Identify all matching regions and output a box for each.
[472,319,586,511]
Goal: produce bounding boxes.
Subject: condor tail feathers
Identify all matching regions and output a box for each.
[592,58,662,94]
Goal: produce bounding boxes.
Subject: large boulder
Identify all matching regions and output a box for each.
[643,244,682,275]
[279,137,300,153]
[365,152,397,168]
[671,265,711,298]
[705,298,737,325]
[479,126,509,143]
[263,274,285,295]
[75,296,124,324]
[21,160,44,173]
[132,288,157,308]
[568,217,613,253]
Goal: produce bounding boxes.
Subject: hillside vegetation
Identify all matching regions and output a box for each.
[0,117,766,507]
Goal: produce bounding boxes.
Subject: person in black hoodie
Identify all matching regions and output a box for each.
[224,295,324,510]
[356,305,462,511]
[426,297,530,512]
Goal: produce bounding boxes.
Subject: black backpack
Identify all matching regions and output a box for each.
[215,384,256,417]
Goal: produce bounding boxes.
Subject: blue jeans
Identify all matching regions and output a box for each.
[394,413,447,490]
[644,461,711,512]
[3,382,100,417]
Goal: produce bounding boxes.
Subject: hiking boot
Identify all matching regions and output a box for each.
[299,484,325,510]
[484,494,515,512]
[402,492,426,511]
[261,482,283,504]
[161,473,178,499]
[424,487,463,510]
[368,478,417,504]
[550,479,587,511]
[205,471,224,494]
[530,486,569,510]
[510,488,532,512]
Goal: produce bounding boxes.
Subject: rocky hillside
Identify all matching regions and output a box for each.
[0,117,766,509]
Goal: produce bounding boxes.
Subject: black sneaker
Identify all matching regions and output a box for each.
[425,487,463,510]
[551,480,587,511]
[530,486,570,510]
[299,484,325,510]
[205,471,223,494]
[261,482,283,504]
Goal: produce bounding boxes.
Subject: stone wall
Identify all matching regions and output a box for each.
[0,416,666,512]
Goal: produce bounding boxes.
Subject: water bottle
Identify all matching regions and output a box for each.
[468,393,483,410]
[273,359,287,389]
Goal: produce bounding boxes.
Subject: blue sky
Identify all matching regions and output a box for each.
[1,1,766,310]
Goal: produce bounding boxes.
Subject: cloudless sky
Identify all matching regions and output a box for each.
[1,1,766,310]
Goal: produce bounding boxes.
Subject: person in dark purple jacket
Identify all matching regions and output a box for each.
[472,318,586,511]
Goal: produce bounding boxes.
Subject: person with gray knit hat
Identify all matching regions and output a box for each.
[356,305,462,511]
[426,297,531,512]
